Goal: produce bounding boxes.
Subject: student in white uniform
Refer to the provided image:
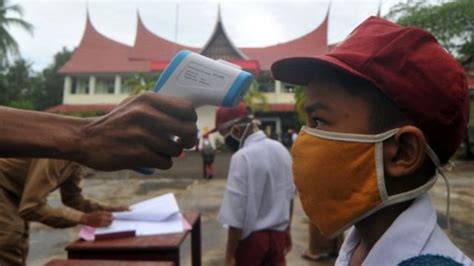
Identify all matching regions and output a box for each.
[209,102,295,266]
[271,17,472,265]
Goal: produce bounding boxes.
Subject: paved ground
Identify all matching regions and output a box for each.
[27,151,473,265]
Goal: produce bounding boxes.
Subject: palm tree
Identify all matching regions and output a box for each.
[0,0,34,64]
[244,80,268,112]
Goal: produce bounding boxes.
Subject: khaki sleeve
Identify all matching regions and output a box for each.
[59,166,107,213]
[18,159,84,228]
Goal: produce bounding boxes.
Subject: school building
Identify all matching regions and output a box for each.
[49,6,353,142]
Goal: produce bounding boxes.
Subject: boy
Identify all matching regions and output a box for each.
[0,158,127,266]
[200,130,216,179]
[212,102,295,266]
[271,17,472,265]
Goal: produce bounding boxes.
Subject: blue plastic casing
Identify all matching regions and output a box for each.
[222,71,253,107]
[153,50,192,93]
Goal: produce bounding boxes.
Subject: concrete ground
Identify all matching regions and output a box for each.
[27,151,473,265]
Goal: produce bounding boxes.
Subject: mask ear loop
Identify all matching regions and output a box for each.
[425,145,451,231]
[237,123,252,149]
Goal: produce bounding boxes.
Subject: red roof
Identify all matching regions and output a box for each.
[129,14,199,61]
[256,103,295,112]
[468,77,474,89]
[229,59,261,76]
[60,9,329,74]
[241,12,328,70]
[58,14,149,74]
[45,104,116,113]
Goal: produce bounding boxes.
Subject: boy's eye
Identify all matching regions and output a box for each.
[308,117,324,128]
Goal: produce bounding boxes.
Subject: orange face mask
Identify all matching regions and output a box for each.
[292,126,439,238]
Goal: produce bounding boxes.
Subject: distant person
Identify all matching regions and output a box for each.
[272,17,472,265]
[200,130,216,179]
[0,158,128,266]
[211,102,295,266]
[281,129,292,147]
[291,129,298,144]
[0,92,197,171]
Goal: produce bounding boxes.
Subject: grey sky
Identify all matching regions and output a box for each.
[9,0,402,71]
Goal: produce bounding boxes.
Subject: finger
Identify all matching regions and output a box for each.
[140,108,197,144]
[130,148,174,170]
[137,92,197,122]
[139,132,184,158]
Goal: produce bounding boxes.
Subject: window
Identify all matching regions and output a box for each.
[283,83,295,93]
[96,77,115,94]
[71,77,89,94]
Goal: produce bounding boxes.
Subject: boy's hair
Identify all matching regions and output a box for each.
[311,64,436,184]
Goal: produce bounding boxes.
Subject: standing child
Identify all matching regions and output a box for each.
[272,17,472,265]
[201,132,216,179]
[211,102,295,266]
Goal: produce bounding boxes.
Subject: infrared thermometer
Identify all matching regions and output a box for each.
[135,50,253,175]
[153,50,253,107]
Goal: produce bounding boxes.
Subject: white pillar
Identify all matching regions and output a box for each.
[275,80,282,94]
[89,76,96,95]
[63,76,72,103]
[276,117,282,141]
[115,75,121,95]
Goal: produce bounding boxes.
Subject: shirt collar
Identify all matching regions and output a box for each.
[337,194,437,266]
[242,131,267,148]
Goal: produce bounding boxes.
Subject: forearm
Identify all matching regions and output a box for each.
[63,196,105,213]
[19,204,83,228]
[0,106,87,161]
[226,226,242,263]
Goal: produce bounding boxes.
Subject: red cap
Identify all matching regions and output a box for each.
[210,102,250,133]
[272,16,469,164]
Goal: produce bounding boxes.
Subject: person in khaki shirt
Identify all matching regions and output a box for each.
[0,158,127,266]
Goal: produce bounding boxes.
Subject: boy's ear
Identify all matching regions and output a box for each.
[383,126,426,178]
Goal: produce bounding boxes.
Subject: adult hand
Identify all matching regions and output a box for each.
[101,205,130,212]
[75,92,197,171]
[80,211,113,227]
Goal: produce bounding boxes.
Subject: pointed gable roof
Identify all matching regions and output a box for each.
[241,6,329,70]
[59,13,149,74]
[129,13,198,61]
[200,5,247,60]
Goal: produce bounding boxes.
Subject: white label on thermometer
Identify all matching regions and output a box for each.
[177,62,230,90]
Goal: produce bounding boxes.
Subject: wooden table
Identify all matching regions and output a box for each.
[46,259,174,266]
[66,211,201,266]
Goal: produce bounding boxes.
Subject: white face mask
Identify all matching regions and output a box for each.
[222,122,254,150]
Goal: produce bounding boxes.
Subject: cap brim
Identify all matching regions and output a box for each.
[271,55,372,86]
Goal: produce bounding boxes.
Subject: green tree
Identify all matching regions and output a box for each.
[386,0,474,59]
[244,80,268,112]
[124,73,159,96]
[33,47,72,110]
[0,0,34,65]
[0,58,36,109]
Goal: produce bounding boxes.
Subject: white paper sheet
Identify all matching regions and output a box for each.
[91,193,185,237]
[96,213,185,236]
[112,193,180,222]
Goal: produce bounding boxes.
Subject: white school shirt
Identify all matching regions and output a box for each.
[336,194,473,266]
[217,131,295,239]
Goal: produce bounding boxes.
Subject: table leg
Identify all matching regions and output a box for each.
[191,215,201,266]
